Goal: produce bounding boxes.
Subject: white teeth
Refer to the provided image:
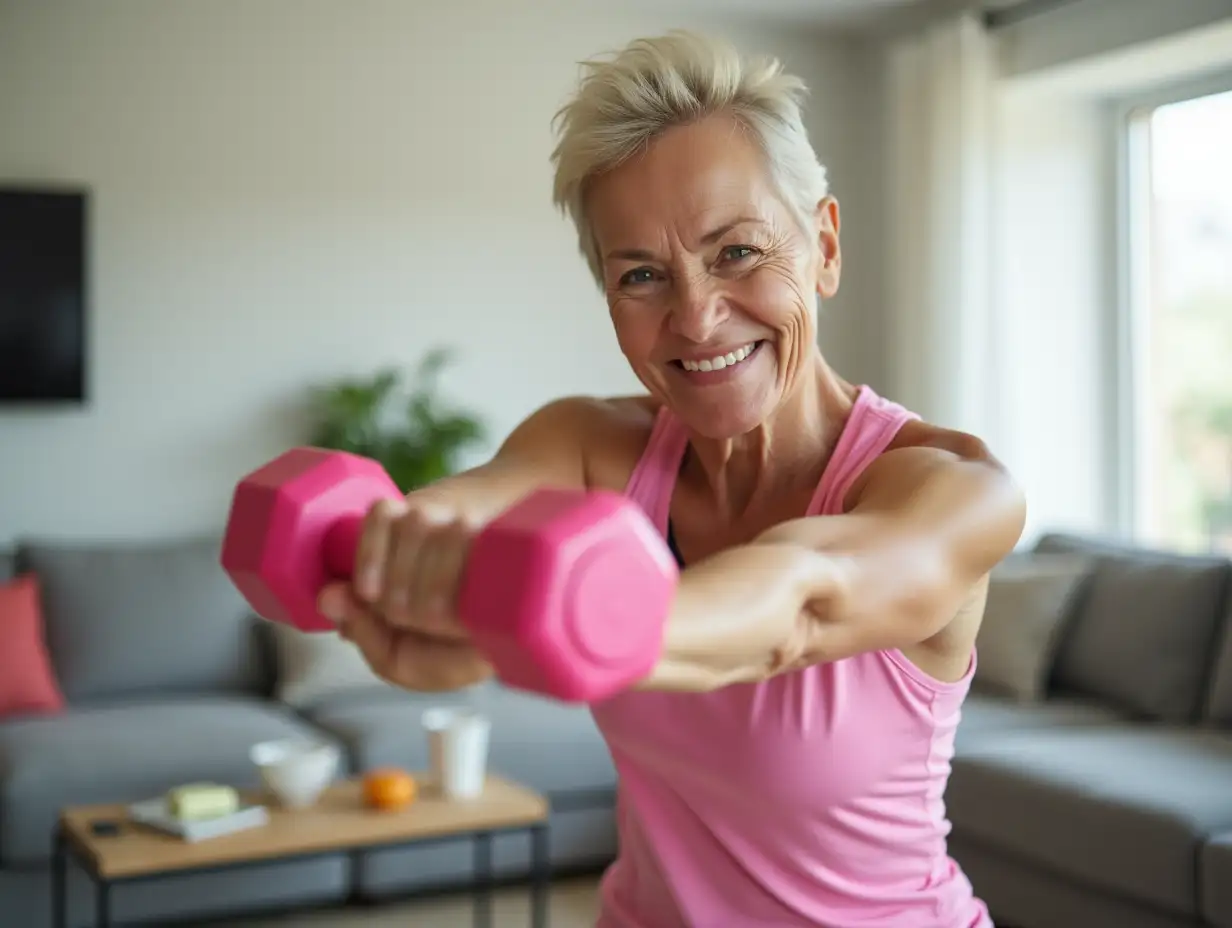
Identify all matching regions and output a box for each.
[681,342,757,373]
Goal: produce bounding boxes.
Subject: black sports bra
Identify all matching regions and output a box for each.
[666,520,686,568]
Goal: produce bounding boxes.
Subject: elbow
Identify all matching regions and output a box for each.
[885,546,965,642]
[796,545,960,663]
[975,468,1028,576]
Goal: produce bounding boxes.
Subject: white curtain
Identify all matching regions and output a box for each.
[883,10,998,445]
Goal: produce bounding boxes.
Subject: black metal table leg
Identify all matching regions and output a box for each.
[97,879,112,928]
[51,823,67,928]
[530,823,550,928]
[474,831,493,928]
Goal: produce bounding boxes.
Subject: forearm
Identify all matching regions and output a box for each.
[639,515,988,694]
[639,451,1022,693]
[404,465,539,525]
[638,541,838,692]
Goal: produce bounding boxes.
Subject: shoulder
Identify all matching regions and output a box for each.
[882,418,1008,482]
[508,394,661,490]
[514,394,658,438]
[890,418,999,463]
[847,417,1019,515]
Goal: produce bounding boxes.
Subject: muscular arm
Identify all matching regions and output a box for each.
[642,431,1026,692]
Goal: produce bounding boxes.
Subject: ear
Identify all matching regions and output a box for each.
[815,196,841,299]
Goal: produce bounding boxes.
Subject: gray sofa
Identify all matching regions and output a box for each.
[949,532,1232,928]
[0,536,618,928]
[5,529,1232,928]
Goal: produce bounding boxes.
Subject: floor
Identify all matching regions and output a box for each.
[196,877,601,928]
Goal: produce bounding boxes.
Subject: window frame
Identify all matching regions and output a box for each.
[1106,68,1232,541]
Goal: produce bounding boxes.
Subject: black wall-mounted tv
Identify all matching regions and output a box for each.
[0,186,88,404]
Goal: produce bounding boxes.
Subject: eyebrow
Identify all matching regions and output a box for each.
[604,217,766,263]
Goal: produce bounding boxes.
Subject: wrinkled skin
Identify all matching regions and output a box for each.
[589,113,841,445]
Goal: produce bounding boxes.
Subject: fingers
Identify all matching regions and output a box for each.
[324,583,390,651]
[408,516,474,639]
[337,593,491,691]
[353,497,407,603]
[382,503,451,628]
[351,498,473,639]
[383,510,427,624]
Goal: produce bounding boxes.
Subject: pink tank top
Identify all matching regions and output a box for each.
[591,385,991,928]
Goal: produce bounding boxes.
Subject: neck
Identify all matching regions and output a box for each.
[682,354,857,521]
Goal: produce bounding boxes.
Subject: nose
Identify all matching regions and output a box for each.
[668,274,730,343]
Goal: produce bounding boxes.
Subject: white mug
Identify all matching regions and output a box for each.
[421,707,491,800]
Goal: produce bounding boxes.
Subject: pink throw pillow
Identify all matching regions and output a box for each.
[0,573,66,718]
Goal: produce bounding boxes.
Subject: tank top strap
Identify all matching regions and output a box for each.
[623,404,690,530]
[808,386,921,517]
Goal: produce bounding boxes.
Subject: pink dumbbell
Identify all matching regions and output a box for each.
[219,448,678,703]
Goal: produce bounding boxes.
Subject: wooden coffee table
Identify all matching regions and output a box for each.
[52,774,551,928]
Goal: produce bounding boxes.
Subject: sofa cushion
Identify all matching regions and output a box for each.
[268,621,395,710]
[1203,615,1232,726]
[305,683,617,797]
[956,692,1127,753]
[0,695,340,866]
[948,725,1232,915]
[1034,532,1230,722]
[1203,832,1232,928]
[18,536,266,702]
[974,553,1092,702]
[0,573,66,720]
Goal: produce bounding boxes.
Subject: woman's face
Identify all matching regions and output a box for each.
[586,114,840,439]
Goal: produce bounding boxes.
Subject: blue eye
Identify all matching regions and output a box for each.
[619,267,656,286]
[722,245,758,263]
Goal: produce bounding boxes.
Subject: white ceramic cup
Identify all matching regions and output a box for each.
[421,707,491,800]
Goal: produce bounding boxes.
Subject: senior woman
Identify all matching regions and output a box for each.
[318,30,1024,928]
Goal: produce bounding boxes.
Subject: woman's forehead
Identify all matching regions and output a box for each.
[587,122,785,243]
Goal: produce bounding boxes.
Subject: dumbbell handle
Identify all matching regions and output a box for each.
[321,513,366,580]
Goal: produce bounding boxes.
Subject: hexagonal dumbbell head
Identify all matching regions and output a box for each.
[221,448,403,632]
[458,488,678,703]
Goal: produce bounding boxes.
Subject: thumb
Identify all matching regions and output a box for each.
[340,608,394,670]
[322,586,398,679]
[317,582,351,626]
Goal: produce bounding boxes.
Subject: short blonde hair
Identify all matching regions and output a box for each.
[550,30,830,286]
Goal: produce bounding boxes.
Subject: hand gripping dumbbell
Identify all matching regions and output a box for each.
[219,448,679,703]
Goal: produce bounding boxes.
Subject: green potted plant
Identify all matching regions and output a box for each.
[308,347,487,493]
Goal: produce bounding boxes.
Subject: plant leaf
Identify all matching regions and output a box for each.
[305,350,486,492]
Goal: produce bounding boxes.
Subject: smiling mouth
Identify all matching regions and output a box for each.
[671,340,764,373]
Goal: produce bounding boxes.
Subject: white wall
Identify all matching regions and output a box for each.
[0,0,883,543]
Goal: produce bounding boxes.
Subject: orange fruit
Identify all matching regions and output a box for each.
[362,768,417,811]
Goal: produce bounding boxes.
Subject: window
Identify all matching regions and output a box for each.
[1125,85,1232,553]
